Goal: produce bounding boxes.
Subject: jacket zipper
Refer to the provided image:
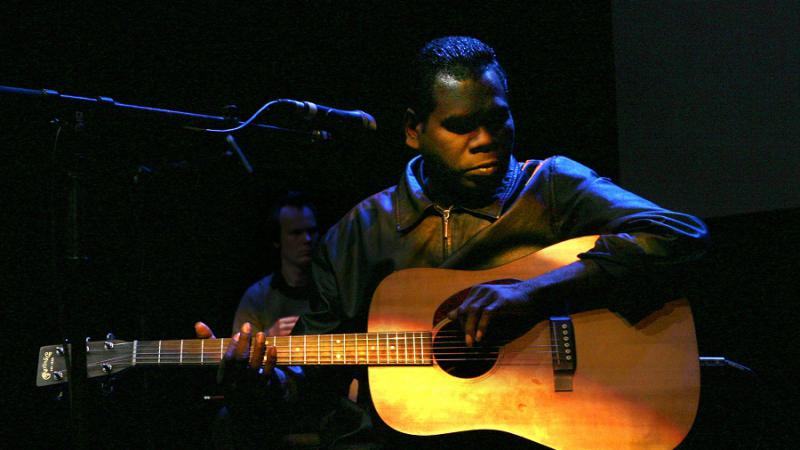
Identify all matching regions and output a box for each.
[441,207,452,259]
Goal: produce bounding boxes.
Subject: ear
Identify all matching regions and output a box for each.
[404,108,422,150]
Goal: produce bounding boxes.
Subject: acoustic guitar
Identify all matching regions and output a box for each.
[37,236,699,449]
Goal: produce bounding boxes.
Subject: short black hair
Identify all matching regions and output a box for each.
[267,191,317,245]
[409,36,509,123]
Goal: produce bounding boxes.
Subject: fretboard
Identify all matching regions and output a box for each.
[127,332,433,367]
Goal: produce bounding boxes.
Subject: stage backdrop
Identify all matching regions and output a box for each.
[613,0,799,218]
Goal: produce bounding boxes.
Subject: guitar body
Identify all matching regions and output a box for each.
[367,236,699,449]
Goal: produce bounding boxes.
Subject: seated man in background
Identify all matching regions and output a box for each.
[197,190,322,448]
[231,191,320,337]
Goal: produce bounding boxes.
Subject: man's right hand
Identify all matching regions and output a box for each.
[267,315,300,336]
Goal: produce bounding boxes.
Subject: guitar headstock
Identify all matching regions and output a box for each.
[36,339,134,387]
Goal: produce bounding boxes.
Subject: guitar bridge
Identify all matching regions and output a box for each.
[550,316,576,392]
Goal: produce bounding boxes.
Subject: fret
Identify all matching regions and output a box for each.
[158,340,162,364]
[180,339,184,364]
[329,335,333,365]
[303,335,307,364]
[361,334,364,363]
[366,333,370,364]
[386,333,391,364]
[404,334,407,364]
[132,340,138,366]
[262,337,269,367]
[412,333,416,364]
[343,334,347,364]
[418,333,424,363]
[200,339,204,365]
[317,335,320,365]
[289,335,293,365]
[402,333,407,364]
[395,332,400,365]
[392,333,396,364]
[376,333,380,364]
[388,333,392,364]
[219,338,223,361]
[352,334,358,365]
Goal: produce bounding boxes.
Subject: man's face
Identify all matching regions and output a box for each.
[276,205,319,268]
[406,67,515,193]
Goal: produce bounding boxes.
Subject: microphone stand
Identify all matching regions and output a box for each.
[0,84,332,449]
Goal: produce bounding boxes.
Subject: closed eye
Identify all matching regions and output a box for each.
[442,117,480,135]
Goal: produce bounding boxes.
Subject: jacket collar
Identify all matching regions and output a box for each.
[394,154,521,232]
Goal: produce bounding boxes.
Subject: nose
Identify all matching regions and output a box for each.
[303,231,319,243]
[468,126,494,153]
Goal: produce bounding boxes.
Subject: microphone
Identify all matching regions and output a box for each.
[275,99,377,132]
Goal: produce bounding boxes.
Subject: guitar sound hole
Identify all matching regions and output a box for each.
[433,321,497,379]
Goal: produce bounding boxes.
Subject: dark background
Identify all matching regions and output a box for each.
[2,2,797,448]
[614,1,800,218]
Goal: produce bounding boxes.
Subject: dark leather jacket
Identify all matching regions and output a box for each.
[298,154,707,336]
[290,154,708,448]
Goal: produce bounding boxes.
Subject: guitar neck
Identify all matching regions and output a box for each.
[131,331,433,367]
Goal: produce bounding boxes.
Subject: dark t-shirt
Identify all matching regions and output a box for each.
[232,272,314,335]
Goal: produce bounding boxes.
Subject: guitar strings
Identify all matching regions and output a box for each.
[96,331,563,347]
[88,350,564,368]
[88,330,571,368]
[93,339,563,354]
[86,357,558,368]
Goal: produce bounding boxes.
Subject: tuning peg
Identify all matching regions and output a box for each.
[103,332,116,349]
